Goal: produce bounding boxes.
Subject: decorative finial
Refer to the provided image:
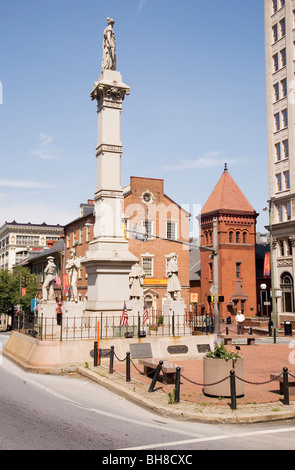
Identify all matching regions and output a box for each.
[224,163,228,173]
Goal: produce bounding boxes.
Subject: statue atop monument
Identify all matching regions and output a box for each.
[66,249,81,303]
[102,17,117,71]
[42,256,57,302]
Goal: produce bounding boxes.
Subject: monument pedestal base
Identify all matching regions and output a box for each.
[163,298,186,317]
[38,301,60,339]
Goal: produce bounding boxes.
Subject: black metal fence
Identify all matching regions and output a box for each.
[12,312,210,341]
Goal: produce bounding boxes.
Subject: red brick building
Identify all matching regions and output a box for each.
[63,178,190,311]
[123,177,190,312]
[200,165,258,319]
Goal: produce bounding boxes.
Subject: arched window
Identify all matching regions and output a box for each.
[281,272,294,313]
[243,232,247,244]
[229,231,233,243]
[236,231,240,243]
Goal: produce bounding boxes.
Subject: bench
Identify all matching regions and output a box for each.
[223,336,256,346]
[138,358,182,384]
[270,372,295,396]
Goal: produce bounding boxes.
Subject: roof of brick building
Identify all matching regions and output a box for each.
[201,164,255,214]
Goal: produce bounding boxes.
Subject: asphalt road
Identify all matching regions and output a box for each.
[1,332,295,454]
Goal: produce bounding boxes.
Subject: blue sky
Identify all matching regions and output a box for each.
[0,0,269,235]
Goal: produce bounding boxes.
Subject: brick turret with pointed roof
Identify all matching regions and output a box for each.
[201,163,255,215]
[200,164,257,320]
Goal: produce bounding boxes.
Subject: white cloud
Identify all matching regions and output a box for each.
[29,132,60,160]
[136,0,148,18]
[163,151,233,171]
[0,179,56,189]
[0,200,77,227]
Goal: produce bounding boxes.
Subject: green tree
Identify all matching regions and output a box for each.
[0,267,38,314]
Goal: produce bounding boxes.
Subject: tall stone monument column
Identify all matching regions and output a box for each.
[82,18,138,316]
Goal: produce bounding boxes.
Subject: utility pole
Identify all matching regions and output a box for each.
[212,218,220,334]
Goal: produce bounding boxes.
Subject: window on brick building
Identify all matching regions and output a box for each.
[236,262,241,279]
[142,257,153,277]
[167,221,176,240]
[229,231,233,243]
[236,231,240,243]
[243,232,247,244]
[143,220,152,239]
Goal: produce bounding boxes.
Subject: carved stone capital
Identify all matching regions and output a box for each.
[90,81,130,104]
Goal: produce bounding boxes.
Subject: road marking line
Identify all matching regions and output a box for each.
[121,426,295,450]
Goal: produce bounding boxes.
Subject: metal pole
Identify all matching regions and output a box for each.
[283,367,289,405]
[269,200,277,343]
[126,352,131,382]
[230,370,237,410]
[213,218,220,334]
[94,341,98,367]
[175,367,181,403]
[109,345,114,374]
[172,313,175,337]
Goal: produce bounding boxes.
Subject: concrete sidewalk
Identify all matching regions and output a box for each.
[78,338,295,424]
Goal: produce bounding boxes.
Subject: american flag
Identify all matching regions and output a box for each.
[143,298,149,324]
[120,301,128,326]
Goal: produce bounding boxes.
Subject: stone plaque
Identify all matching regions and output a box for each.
[197,344,211,353]
[167,345,188,354]
[90,348,111,358]
[129,343,153,359]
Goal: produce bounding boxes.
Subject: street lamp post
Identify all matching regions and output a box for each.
[263,199,277,342]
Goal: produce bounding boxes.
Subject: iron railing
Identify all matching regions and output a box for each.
[12,311,209,341]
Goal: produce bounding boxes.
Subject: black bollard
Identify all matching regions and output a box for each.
[148,361,163,392]
[109,345,114,374]
[230,370,237,410]
[283,367,290,406]
[94,341,98,367]
[175,367,181,403]
[126,351,131,382]
[226,327,229,335]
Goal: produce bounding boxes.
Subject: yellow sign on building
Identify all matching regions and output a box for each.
[190,293,198,303]
[144,279,168,285]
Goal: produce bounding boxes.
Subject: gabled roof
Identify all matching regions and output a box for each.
[201,164,255,215]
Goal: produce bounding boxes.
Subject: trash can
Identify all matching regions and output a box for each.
[284,321,292,336]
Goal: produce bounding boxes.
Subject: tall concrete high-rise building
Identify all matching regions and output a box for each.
[264,0,295,318]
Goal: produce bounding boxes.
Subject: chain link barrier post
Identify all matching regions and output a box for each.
[93,341,98,367]
[175,367,181,403]
[126,352,131,382]
[109,345,114,374]
[230,370,237,410]
[283,367,290,405]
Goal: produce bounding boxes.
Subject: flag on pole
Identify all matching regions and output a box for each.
[143,298,149,324]
[120,301,128,326]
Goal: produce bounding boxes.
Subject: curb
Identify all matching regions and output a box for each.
[77,366,295,424]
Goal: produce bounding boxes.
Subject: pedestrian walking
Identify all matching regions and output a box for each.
[236,310,245,335]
